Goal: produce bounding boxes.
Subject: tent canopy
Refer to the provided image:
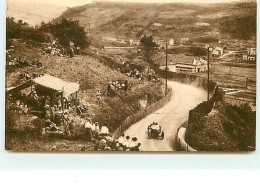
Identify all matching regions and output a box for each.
[33,74,79,97]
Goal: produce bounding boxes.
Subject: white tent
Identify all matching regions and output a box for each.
[33,74,79,97]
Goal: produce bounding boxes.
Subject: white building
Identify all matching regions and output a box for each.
[159,58,208,73]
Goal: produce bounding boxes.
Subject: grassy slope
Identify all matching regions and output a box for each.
[6,41,165,151]
[59,2,256,43]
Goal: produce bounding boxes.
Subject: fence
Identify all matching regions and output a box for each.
[113,90,172,139]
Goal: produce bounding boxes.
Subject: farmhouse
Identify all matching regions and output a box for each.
[212,47,224,58]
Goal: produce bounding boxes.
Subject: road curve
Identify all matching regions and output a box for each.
[124,80,207,151]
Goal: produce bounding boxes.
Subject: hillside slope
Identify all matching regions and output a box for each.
[59,1,256,43]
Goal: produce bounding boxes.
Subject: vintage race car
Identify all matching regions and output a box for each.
[147,123,164,140]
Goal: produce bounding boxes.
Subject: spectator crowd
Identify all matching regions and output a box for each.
[40,40,80,58]
[107,80,129,95]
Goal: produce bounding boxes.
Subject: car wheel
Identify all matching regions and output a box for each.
[148,131,151,139]
[161,132,164,140]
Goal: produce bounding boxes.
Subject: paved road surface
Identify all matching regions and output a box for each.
[124,80,207,151]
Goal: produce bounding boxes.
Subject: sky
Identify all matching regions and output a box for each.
[8,0,243,7]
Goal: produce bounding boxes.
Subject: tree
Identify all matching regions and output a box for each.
[140,35,158,73]
[6,17,46,43]
[48,17,90,49]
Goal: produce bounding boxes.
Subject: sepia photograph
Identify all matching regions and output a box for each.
[5,0,256,152]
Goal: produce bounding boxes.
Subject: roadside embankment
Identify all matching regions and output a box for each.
[175,127,196,152]
[113,89,172,139]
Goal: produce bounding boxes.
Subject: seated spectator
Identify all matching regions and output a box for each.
[99,124,109,136]
[50,122,57,131]
[118,134,125,146]
[98,139,107,150]
[123,135,130,149]
[94,122,100,133]
[129,137,138,151]
[135,143,142,151]
[45,119,51,128]
[115,143,120,151]
[23,104,28,115]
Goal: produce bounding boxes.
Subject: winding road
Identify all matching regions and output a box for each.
[124,80,207,151]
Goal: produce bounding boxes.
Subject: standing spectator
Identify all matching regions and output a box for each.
[107,82,112,95]
[148,72,152,81]
[96,90,102,105]
[84,121,93,142]
[51,106,56,121]
[57,97,62,110]
[124,80,128,92]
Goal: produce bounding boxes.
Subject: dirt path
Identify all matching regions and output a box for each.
[124,80,207,151]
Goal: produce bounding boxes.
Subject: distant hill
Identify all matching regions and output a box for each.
[58,1,256,43]
[6,1,68,26]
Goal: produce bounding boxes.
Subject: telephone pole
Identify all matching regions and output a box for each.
[165,38,168,96]
[207,46,210,101]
